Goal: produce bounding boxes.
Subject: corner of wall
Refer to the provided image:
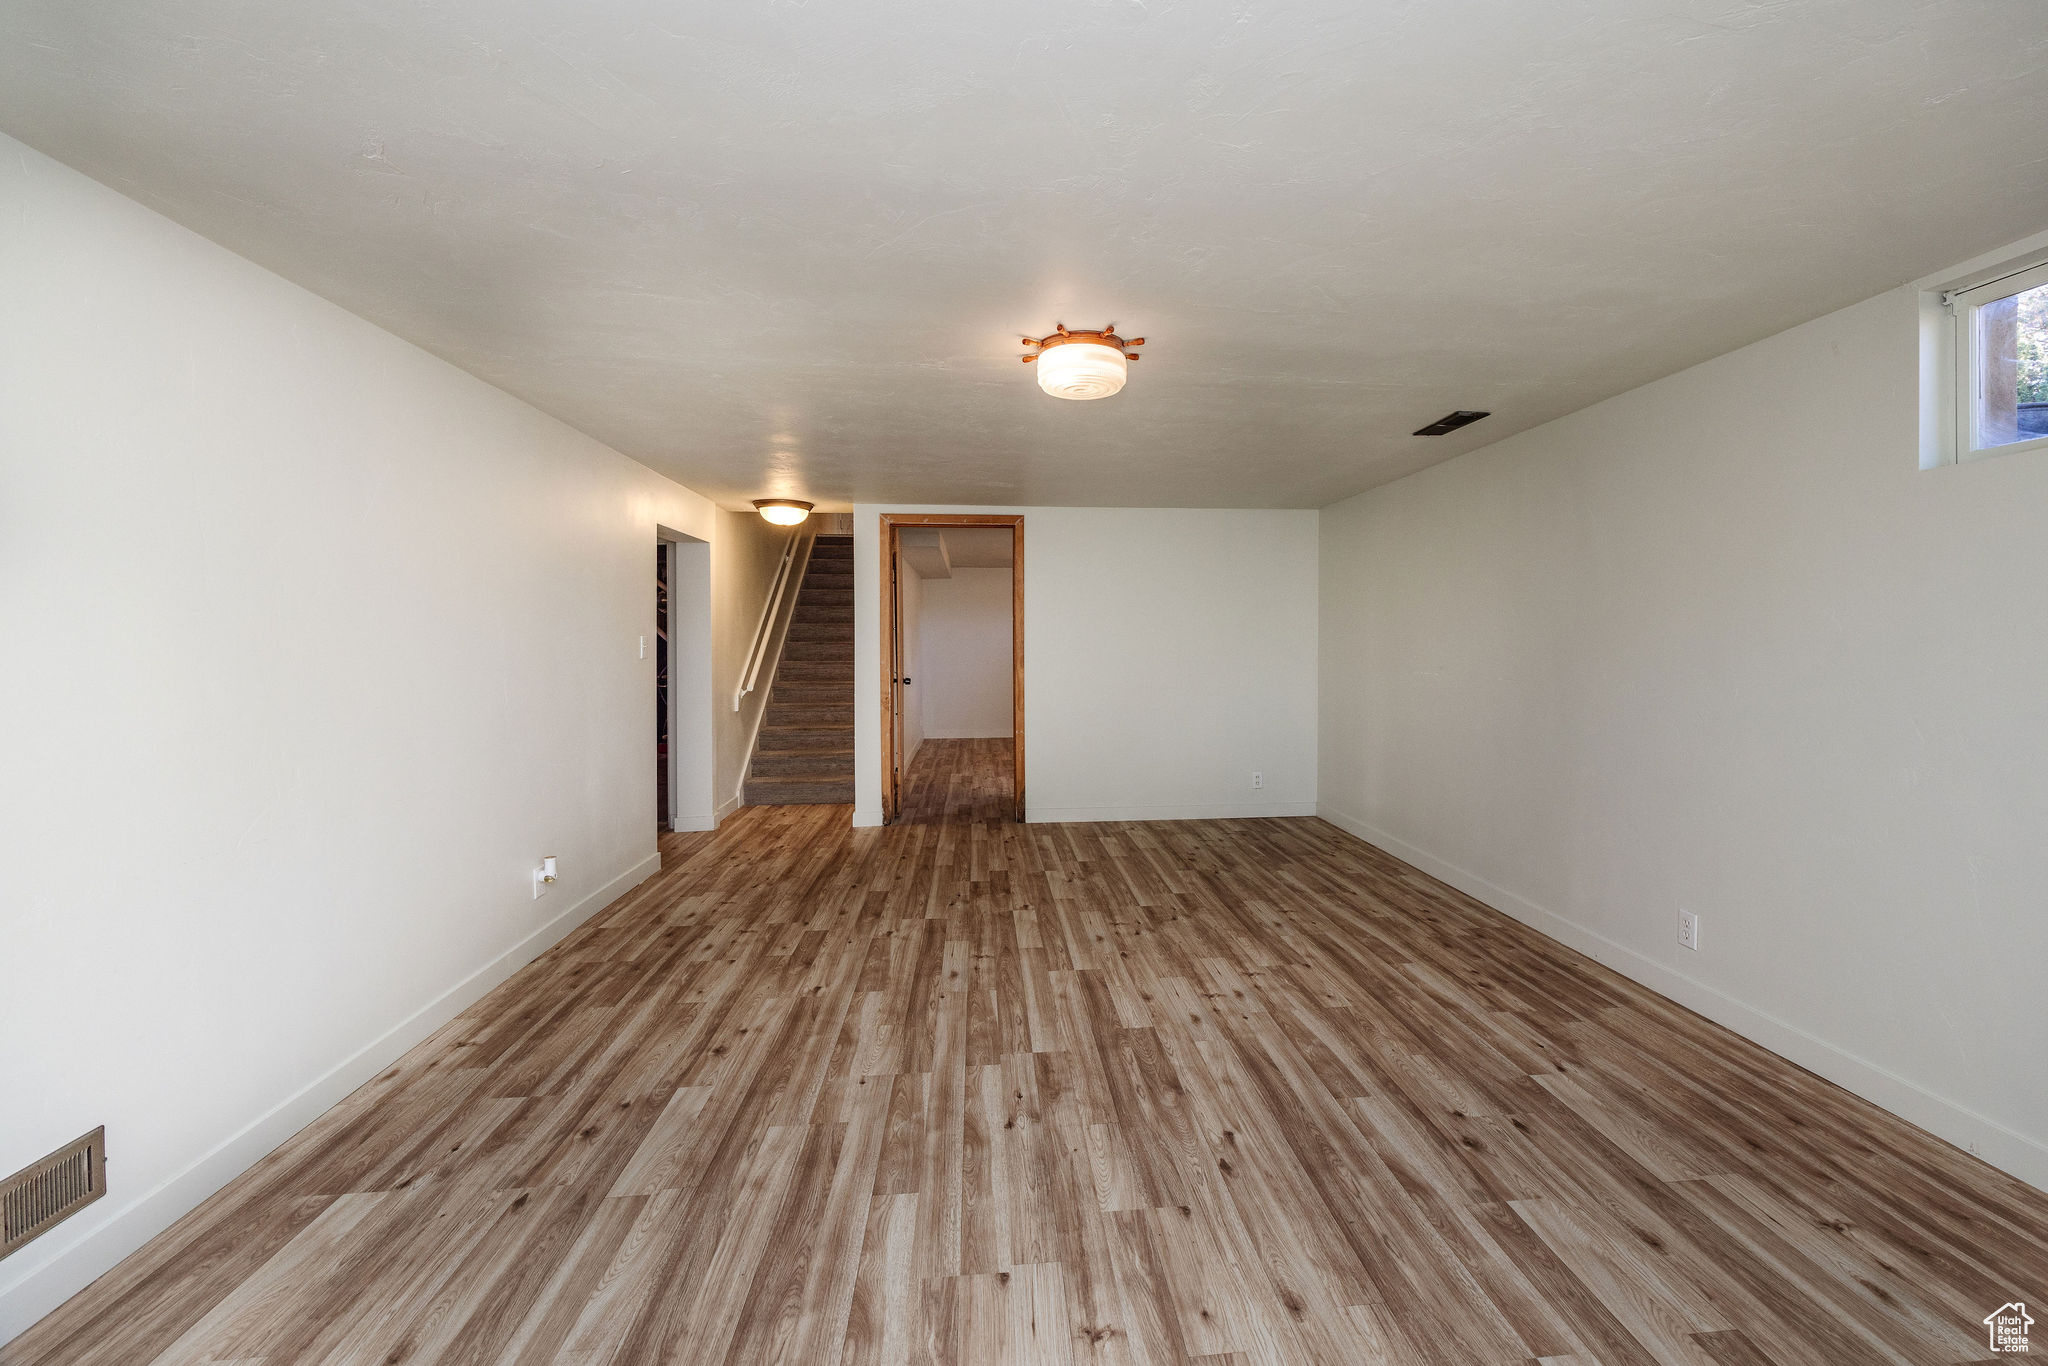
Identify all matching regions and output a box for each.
[1314,803,2048,1191]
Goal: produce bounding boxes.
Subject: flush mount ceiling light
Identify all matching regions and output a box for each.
[1021,323,1144,400]
[753,498,813,526]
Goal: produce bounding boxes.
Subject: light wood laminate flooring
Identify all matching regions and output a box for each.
[7,739,2043,1365]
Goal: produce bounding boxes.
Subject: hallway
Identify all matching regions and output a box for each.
[897,737,1015,826]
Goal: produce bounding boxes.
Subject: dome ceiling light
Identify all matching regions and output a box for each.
[1021,323,1144,400]
[753,498,813,526]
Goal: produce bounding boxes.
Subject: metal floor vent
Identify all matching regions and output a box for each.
[2,1127,105,1259]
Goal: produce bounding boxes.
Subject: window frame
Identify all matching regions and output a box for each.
[1944,255,2048,466]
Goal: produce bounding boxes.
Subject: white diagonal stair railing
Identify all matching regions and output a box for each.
[733,527,812,711]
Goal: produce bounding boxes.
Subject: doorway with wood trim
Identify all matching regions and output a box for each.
[879,514,1023,823]
[656,540,671,831]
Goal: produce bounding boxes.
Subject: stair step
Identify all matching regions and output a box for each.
[750,748,853,777]
[758,724,854,750]
[762,698,852,715]
[768,702,852,726]
[787,621,853,643]
[775,661,851,683]
[798,591,853,610]
[772,681,846,703]
[783,639,853,662]
[773,683,851,697]
[745,776,855,805]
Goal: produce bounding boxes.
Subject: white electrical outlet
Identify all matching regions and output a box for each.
[533,855,558,901]
[1678,909,1699,951]
[1251,771,1263,790]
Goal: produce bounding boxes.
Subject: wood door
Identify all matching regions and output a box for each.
[885,532,904,823]
[655,541,670,830]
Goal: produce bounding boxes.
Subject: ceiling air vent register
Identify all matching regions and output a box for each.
[1413,410,1491,436]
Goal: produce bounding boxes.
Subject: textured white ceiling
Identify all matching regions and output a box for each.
[2,1,2043,509]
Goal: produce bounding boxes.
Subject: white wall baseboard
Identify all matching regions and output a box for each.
[0,851,661,1344]
[1314,804,2048,1193]
[673,790,741,835]
[852,807,882,828]
[671,810,718,832]
[1028,800,1318,824]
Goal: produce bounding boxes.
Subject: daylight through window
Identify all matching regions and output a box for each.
[1949,258,2048,461]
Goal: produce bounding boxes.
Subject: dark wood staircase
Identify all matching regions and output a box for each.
[743,534,854,804]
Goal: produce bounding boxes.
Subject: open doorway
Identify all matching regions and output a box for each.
[656,540,671,832]
[879,514,1023,823]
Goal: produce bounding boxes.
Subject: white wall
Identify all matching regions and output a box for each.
[713,510,806,819]
[898,549,926,765]
[1319,261,2048,1188]
[917,567,1013,739]
[0,134,731,1341]
[855,507,1318,824]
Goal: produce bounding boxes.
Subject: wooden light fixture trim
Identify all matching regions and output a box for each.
[1019,323,1145,363]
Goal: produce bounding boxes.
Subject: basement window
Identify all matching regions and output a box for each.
[1937,256,2048,465]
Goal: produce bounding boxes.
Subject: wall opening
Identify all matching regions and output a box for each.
[659,530,715,832]
[879,515,1024,823]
